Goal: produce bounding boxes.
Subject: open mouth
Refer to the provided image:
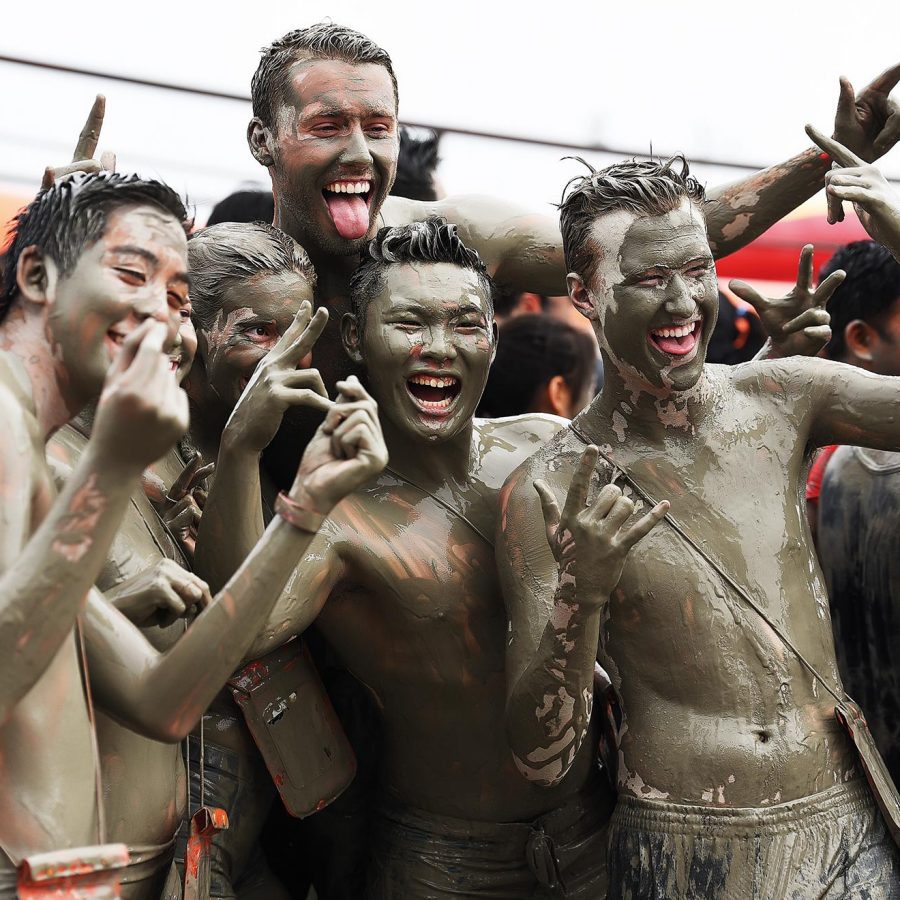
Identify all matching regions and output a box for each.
[323,179,373,241]
[648,317,702,358]
[405,373,461,416]
[168,355,182,373]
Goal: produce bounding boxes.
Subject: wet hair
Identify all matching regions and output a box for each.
[391,127,441,202]
[1,172,189,322]
[188,221,316,331]
[251,23,399,129]
[819,239,900,361]
[558,156,706,283]
[477,314,596,418]
[206,189,274,226]
[348,216,494,328]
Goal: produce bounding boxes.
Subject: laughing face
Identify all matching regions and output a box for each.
[582,199,718,393]
[44,203,189,402]
[354,262,496,443]
[267,59,399,257]
[199,270,315,411]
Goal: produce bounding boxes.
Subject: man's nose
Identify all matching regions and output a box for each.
[421,326,457,361]
[134,289,179,346]
[663,275,697,318]
[340,124,374,167]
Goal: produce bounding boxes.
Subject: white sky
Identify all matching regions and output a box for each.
[2,0,900,219]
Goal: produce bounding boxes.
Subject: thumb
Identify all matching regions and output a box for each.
[534,480,561,534]
[728,280,766,313]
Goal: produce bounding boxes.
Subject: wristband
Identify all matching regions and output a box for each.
[274,491,325,534]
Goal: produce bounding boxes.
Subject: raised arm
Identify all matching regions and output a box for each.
[0,322,186,724]
[498,447,667,786]
[86,379,387,742]
[705,63,900,258]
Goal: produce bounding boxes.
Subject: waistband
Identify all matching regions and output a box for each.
[119,837,176,884]
[612,777,872,838]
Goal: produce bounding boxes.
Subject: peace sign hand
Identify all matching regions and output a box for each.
[729,244,843,358]
[808,125,900,261]
[41,94,116,189]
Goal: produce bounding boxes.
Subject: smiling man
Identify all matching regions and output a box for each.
[497,156,900,897]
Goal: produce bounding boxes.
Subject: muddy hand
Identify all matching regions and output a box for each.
[41,94,117,189]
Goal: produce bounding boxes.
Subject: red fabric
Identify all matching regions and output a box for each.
[806,445,840,503]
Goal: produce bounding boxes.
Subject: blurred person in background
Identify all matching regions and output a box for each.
[206,189,275,227]
[477,314,595,419]
[706,291,767,364]
[390,126,443,202]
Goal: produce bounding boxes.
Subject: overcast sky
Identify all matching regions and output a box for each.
[2,0,899,218]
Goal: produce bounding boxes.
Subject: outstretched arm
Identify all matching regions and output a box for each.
[499,447,667,786]
[86,385,387,742]
[706,63,900,258]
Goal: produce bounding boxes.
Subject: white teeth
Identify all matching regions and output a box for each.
[652,322,697,338]
[409,375,458,388]
[324,180,371,194]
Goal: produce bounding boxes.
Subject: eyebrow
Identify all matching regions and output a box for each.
[303,104,396,119]
[109,244,190,288]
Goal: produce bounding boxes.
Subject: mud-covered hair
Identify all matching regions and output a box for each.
[820,239,900,361]
[348,216,494,327]
[391,126,441,202]
[188,221,316,331]
[1,172,190,322]
[251,23,398,128]
[559,155,706,283]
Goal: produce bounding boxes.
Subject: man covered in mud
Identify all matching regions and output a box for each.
[246,21,900,471]
[497,150,900,896]
[0,172,388,895]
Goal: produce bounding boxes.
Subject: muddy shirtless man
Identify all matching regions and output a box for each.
[0,172,387,895]
[498,152,900,897]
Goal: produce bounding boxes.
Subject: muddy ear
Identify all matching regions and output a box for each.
[567,273,598,322]
[15,246,52,306]
[247,117,275,168]
[341,312,364,364]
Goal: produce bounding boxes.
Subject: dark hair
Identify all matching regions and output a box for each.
[251,23,398,129]
[206,190,274,226]
[349,216,494,327]
[477,314,596,417]
[559,155,706,284]
[391,126,441,202]
[188,221,316,331]
[819,240,900,361]
[1,172,190,322]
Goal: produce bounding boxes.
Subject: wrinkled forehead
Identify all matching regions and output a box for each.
[375,262,490,317]
[284,58,397,116]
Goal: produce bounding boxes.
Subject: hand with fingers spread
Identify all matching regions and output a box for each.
[284,376,389,528]
[832,63,900,165]
[41,94,117,190]
[729,244,844,359]
[157,452,214,558]
[105,558,212,628]
[807,126,900,261]
[535,446,669,605]
[91,320,189,474]
[222,301,331,454]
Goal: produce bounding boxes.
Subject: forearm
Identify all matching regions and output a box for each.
[194,439,265,592]
[706,148,829,258]
[506,567,602,787]
[0,449,137,719]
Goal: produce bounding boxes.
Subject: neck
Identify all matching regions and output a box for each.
[581,351,711,444]
[0,306,82,439]
[381,415,475,489]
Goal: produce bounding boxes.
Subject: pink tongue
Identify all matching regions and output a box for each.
[654,331,696,356]
[324,193,370,240]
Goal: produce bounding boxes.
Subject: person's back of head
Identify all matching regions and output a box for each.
[391,127,441,202]
[820,239,900,375]
[478,314,596,419]
[206,190,274,226]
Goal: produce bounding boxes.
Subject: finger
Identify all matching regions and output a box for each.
[167,452,203,502]
[73,94,105,162]
[589,483,624,522]
[103,319,157,380]
[99,150,116,173]
[534,480,561,533]
[561,446,599,525]
[826,191,845,226]
[193,488,208,510]
[322,398,376,433]
[166,500,196,531]
[825,170,869,187]
[268,301,312,356]
[282,367,328,399]
[41,167,55,190]
[813,269,846,309]
[827,184,875,206]
[282,306,329,366]
[334,375,374,403]
[864,61,900,97]
[798,325,832,346]
[780,308,830,335]
[874,110,900,158]
[331,409,373,446]
[46,160,103,180]
[122,322,169,382]
[599,495,636,531]
[805,125,867,168]
[620,501,670,547]
[727,280,767,313]
[189,462,216,490]
[272,385,333,414]
[796,244,815,293]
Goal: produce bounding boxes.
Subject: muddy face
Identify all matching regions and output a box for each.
[359,262,495,443]
[271,59,398,257]
[171,316,197,383]
[199,270,314,410]
[44,203,189,400]
[589,200,718,393]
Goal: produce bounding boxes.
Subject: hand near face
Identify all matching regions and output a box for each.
[105,558,211,628]
[157,451,214,559]
[729,244,843,358]
[41,94,117,189]
[808,126,900,261]
[534,446,669,606]
[288,376,389,520]
[92,320,189,473]
[223,301,330,454]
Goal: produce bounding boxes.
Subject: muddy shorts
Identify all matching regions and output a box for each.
[366,779,613,899]
[608,778,900,899]
[121,839,180,899]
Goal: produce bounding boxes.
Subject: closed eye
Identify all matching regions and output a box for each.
[115,267,145,284]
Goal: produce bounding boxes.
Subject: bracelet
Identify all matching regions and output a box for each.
[274,491,325,534]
